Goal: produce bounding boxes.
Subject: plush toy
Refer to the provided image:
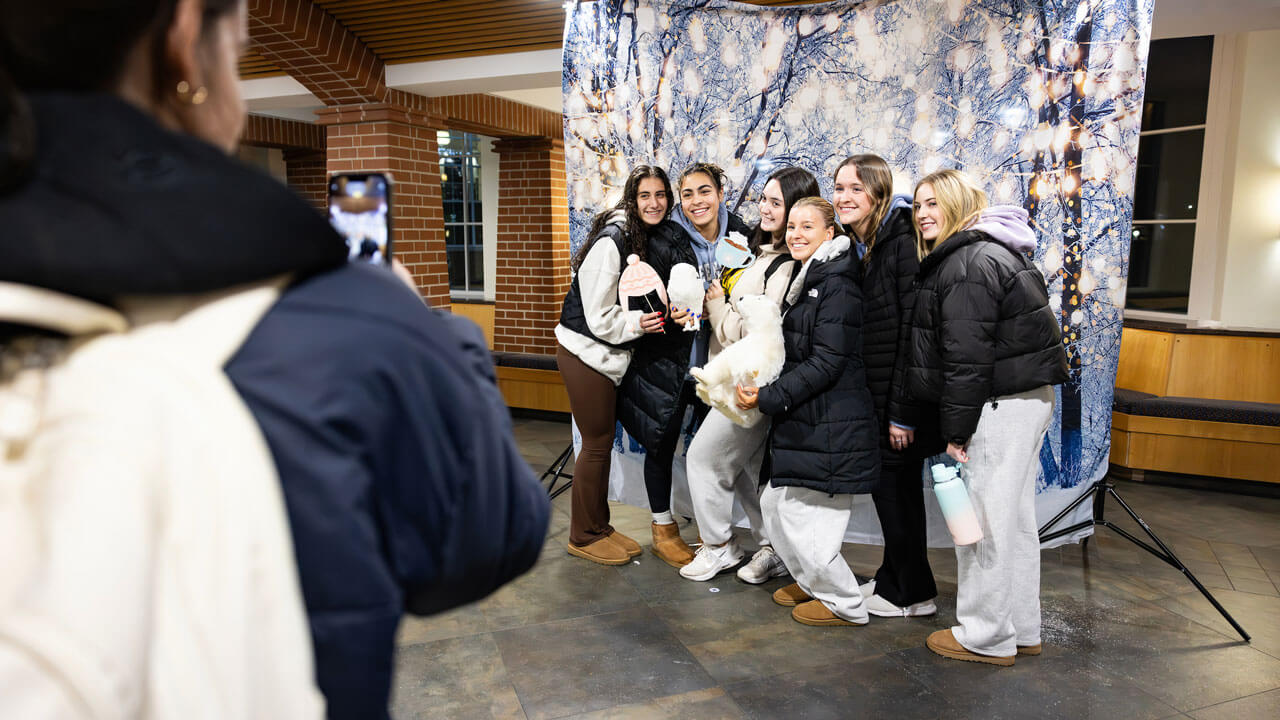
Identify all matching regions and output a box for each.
[666,263,704,332]
[617,254,667,314]
[690,294,784,427]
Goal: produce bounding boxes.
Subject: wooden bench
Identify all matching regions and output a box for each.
[492,352,570,414]
[1110,324,1280,484]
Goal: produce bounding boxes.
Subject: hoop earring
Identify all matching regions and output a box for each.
[176,80,208,106]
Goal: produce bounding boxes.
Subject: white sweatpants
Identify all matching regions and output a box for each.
[685,410,770,547]
[761,482,868,623]
[952,385,1055,657]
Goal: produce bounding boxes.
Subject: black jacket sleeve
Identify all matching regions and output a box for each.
[887,232,921,427]
[758,276,860,417]
[936,262,1000,444]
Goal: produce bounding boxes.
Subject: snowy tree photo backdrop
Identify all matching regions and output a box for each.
[564,0,1154,546]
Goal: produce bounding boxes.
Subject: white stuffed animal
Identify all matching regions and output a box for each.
[666,263,704,332]
[690,294,784,427]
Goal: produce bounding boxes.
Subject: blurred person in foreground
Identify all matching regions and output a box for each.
[0,0,549,717]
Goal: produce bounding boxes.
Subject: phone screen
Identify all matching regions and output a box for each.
[328,173,392,264]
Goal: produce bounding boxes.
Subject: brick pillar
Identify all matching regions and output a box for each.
[283,149,327,212]
[492,138,571,354]
[315,103,451,309]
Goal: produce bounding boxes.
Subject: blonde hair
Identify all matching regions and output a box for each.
[912,169,988,258]
[790,196,836,229]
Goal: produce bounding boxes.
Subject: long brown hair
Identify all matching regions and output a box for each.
[572,164,673,271]
[912,169,988,259]
[833,154,894,262]
[751,166,820,253]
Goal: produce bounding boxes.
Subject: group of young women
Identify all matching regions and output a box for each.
[555,156,1068,666]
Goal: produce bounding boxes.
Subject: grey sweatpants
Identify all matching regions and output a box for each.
[685,410,770,547]
[952,385,1055,657]
[761,482,868,623]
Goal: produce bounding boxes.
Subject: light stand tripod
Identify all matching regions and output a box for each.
[1038,478,1250,642]
[541,443,574,500]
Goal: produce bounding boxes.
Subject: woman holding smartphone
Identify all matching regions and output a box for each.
[832,154,941,617]
[905,169,1067,665]
[557,165,675,566]
[679,166,818,583]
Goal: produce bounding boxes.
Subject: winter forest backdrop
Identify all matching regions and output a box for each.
[563,0,1155,545]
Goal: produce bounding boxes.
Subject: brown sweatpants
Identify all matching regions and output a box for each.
[557,344,617,546]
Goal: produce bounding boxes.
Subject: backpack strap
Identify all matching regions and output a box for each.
[763,254,792,283]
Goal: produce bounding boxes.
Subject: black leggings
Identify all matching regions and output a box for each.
[870,455,937,606]
[642,379,708,514]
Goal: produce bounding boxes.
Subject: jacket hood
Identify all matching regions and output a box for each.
[672,200,728,251]
[0,93,346,304]
[878,194,913,232]
[967,205,1037,254]
[785,235,855,307]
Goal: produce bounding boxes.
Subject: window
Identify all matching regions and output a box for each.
[1126,36,1213,314]
[439,130,485,297]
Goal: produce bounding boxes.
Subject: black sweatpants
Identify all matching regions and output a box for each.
[870,455,938,606]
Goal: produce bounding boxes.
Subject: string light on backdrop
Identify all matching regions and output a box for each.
[563,0,1154,545]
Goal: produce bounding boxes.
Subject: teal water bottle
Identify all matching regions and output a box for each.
[931,463,984,546]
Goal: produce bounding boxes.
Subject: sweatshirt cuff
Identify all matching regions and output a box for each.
[889,421,915,431]
[623,310,646,340]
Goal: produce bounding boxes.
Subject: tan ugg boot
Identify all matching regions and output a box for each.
[772,582,813,607]
[792,600,865,627]
[567,536,630,566]
[608,531,642,558]
[926,629,1015,667]
[650,522,695,568]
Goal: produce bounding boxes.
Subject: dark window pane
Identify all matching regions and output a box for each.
[444,224,463,250]
[1132,129,1204,220]
[1125,223,1194,313]
[447,249,466,290]
[468,226,484,289]
[443,200,464,224]
[1141,36,1213,131]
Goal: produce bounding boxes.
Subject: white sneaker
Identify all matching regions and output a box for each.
[736,546,787,584]
[679,541,744,581]
[864,590,937,617]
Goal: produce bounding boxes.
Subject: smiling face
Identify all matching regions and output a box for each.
[786,204,835,263]
[757,179,785,236]
[833,164,874,239]
[636,177,670,226]
[679,171,724,234]
[914,182,943,244]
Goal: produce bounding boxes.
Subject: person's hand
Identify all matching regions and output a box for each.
[705,282,724,302]
[946,441,969,464]
[639,311,666,334]
[889,425,914,451]
[391,259,418,292]
[735,384,759,410]
[670,306,690,324]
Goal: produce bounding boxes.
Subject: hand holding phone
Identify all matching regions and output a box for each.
[328,173,393,264]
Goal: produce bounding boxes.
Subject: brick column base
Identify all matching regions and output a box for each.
[492,138,570,354]
[283,149,327,212]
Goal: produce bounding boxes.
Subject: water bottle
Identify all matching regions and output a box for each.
[931,463,984,546]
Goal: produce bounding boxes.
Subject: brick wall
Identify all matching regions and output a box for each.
[492,138,571,354]
[283,149,327,211]
[318,106,451,309]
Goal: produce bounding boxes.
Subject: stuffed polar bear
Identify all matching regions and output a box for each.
[689,294,784,427]
[666,263,704,332]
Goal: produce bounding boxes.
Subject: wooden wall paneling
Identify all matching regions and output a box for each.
[1166,334,1280,403]
[451,303,495,348]
[1115,328,1173,395]
[1122,431,1280,484]
[496,367,571,413]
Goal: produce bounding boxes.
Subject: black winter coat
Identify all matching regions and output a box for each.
[616,219,698,449]
[859,207,943,460]
[758,244,881,495]
[904,229,1069,446]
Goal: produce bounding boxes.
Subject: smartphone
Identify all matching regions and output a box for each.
[328,172,393,264]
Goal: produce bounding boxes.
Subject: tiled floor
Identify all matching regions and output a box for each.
[391,418,1280,720]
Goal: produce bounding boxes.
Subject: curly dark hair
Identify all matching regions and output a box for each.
[571,164,673,272]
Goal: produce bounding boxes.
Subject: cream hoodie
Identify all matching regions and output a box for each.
[704,242,796,361]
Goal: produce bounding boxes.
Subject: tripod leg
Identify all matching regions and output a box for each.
[1107,487,1251,643]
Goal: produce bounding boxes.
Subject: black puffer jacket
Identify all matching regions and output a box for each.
[758,240,880,495]
[905,229,1069,446]
[616,220,697,449]
[860,206,942,460]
